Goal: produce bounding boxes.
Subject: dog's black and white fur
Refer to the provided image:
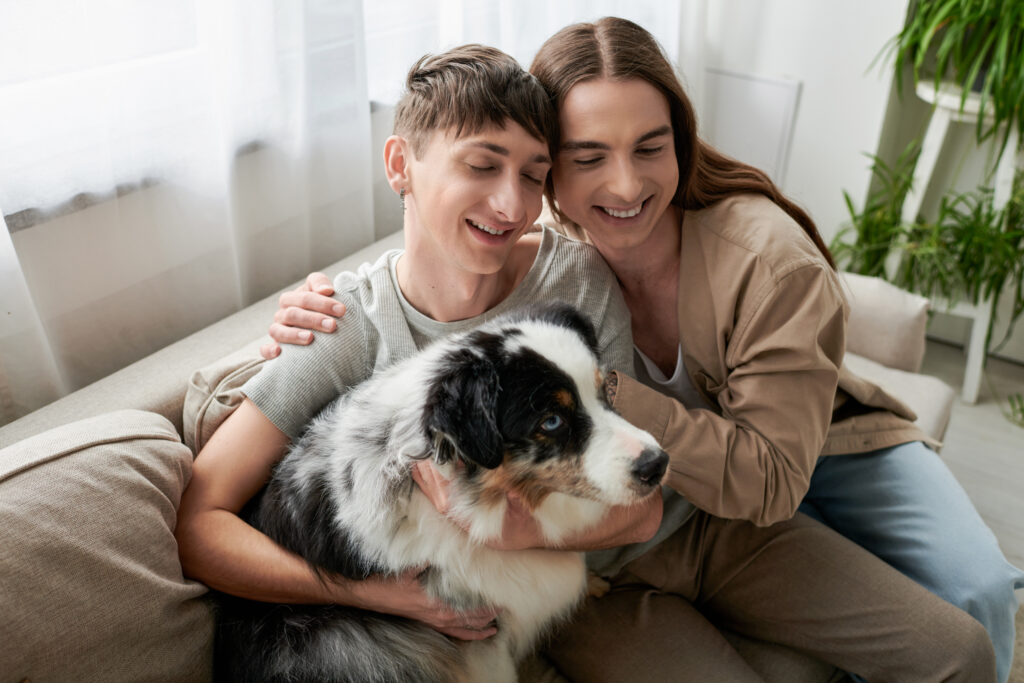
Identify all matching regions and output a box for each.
[215,304,668,683]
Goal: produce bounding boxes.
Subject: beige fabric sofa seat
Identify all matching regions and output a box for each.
[0,229,956,682]
[839,271,955,447]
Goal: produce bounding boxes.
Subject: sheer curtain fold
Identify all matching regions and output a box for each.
[0,0,374,425]
[0,0,686,427]
[364,0,686,105]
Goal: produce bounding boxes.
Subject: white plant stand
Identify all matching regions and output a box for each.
[893,81,1020,404]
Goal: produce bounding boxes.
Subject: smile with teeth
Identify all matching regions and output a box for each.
[469,219,510,236]
[600,200,645,219]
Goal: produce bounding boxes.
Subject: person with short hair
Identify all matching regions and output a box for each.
[177,44,643,641]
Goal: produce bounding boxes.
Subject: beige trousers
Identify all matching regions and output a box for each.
[544,511,996,683]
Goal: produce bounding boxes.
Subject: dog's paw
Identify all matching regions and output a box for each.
[586,572,611,598]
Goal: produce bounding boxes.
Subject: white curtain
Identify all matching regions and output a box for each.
[0,0,693,426]
[0,0,375,424]
[363,0,687,105]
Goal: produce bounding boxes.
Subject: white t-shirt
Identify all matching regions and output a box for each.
[635,345,711,412]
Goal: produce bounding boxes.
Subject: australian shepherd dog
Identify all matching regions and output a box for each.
[215,304,668,682]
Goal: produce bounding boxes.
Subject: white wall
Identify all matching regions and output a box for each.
[702,0,910,245]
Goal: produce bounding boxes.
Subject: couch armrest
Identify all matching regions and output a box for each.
[839,271,930,373]
[843,352,955,445]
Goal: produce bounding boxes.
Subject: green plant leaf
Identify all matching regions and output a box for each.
[885,0,1024,160]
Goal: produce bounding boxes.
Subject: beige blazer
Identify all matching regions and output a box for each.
[610,194,931,526]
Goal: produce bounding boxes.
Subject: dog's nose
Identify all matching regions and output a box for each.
[631,448,669,487]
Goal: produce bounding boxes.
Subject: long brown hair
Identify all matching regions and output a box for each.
[530,17,835,268]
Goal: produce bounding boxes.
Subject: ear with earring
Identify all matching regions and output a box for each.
[399,188,406,211]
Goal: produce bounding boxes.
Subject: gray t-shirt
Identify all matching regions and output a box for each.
[243,225,694,578]
[244,226,633,440]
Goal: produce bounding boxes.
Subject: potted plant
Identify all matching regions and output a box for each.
[897,178,1024,348]
[833,166,1024,352]
[831,142,919,279]
[884,0,1024,160]
[836,1,1024,413]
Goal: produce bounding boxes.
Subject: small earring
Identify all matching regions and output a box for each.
[399,188,406,211]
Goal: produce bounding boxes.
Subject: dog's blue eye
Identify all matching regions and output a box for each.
[540,415,564,432]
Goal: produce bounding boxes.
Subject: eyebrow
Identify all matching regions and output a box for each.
[467,141,551,165]
[561,125,673,152]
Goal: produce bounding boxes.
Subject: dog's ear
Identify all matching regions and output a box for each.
[423,343,504,470]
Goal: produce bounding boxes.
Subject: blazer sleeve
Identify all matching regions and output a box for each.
[610,262,845,526]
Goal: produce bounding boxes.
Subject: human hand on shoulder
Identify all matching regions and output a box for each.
[260,272,346,360]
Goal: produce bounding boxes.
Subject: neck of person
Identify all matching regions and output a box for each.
[600,205,681,299]
[396,225,538,323]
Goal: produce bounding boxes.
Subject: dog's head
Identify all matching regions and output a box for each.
[422,303,668,514]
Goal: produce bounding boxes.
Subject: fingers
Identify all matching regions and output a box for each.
[495,491,544,551]
[429,605,500,641]
[304,271,334,295]
[411,461,452,514]
[278,290,346,319]
[269,278,344,350]
[436,622,499,641]
[273,306,337,334]
[268,322,315,345]
[259,342,282,361]
[389,568,499,640]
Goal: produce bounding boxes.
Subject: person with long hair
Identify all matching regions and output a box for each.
[528,17,1022,683]
[260,19,1018,681]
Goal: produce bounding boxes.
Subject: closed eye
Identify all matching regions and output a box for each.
[573,157,602,167]
[469,164,496,173]
[636,146,664,156]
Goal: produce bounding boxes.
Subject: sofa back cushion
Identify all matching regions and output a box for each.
[839,271,930,373]
[0,410,213,682]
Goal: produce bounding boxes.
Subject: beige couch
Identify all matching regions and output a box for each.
[0,228,955,683]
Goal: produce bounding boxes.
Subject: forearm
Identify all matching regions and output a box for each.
[176,506,355,605]
[610,370,822,525]
[176,398,360,605]
[177,488,501,640]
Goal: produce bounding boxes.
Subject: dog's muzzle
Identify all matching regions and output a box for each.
[631,447,669,488]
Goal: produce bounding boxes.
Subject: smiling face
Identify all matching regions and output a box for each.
[551,78,680,255]
[404,121,551,276]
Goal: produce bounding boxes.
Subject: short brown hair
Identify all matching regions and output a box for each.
[394,44,557,157]
[530,17,835,268]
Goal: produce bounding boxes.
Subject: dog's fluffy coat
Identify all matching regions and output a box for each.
[215,304,668,682]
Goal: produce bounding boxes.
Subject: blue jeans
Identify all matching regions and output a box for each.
[799,441,1024,683]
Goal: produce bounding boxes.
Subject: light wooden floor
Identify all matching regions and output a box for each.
[920,340,1024,569]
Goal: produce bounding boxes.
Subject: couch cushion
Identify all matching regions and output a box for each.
[840,272,930,373]
[844,352,956,446]
[0,410,214,682]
